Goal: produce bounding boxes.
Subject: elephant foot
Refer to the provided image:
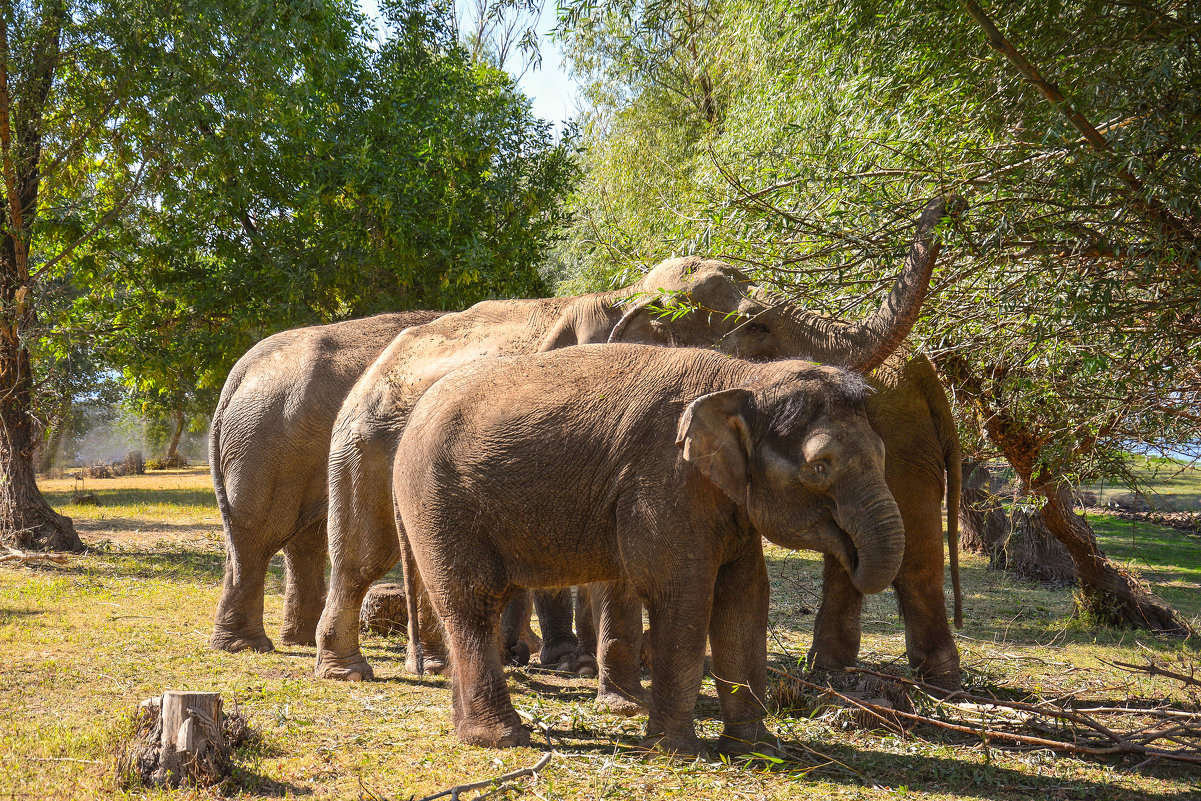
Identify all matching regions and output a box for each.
[405,650,452,677]
[638,733,707,759]
[455,719,531,748]
[505,641,531,667]
[209,628,274,653]
[911,649,962,691]
[540,646,598,677]
[596,685,648,717]
[538,638,581,668]
[279,623,318,647]
[315,651,375,681]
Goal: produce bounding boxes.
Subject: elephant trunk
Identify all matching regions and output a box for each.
[832,484,906,595]
[842,194,966,373]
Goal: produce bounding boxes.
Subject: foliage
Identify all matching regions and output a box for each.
[49,0,577,436]
[556,0,1201,489]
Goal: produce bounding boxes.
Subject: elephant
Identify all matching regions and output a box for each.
[208,310,444,652]
[313,195,964,691]
[313,258,793,680]
[393,344,907,753]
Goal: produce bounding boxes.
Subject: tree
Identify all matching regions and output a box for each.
[557,0,1200,632]
[0,0,375,551]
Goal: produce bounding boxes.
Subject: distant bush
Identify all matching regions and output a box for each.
[146,455,188,471]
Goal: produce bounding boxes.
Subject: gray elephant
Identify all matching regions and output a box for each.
[394,344,906,754]
[209,310,443,652]
[314,195,963,690]
[314,258,786,680]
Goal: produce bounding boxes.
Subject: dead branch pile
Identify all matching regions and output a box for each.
[1089,506,1201,537]
[770,661,1201,768]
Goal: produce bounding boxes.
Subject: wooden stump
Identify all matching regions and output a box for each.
[360,583,408,635]
[153,691,224,786]
[1002,507,1077,586]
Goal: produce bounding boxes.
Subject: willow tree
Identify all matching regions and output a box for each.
[558,0,1199,632]
[0,0,361,551]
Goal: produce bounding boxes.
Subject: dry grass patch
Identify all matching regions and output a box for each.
[0,468,1197,799]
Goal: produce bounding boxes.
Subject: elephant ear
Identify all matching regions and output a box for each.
[607,295,661,343]
[676,388,753,501]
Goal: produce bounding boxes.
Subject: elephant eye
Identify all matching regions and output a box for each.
[746,323,768,335]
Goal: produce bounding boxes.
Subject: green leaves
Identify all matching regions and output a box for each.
[557,0,1201,482]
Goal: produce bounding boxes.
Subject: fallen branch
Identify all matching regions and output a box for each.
[770,666,1201,767]
[414,750,553,801]
[1106,659,1201,689]
[1,548,68,566]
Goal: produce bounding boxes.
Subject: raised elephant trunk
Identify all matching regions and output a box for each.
[842,194,966,373]
[831,484,907,595]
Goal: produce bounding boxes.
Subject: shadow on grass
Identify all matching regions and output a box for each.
[44,487,217,509]
[74,519,221,536]
[552,727,1193,800]
[54,547,285,587]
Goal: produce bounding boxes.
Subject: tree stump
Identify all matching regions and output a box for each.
[1001,507,1077,586]
[360,583,407,635]
[117,691,254,789]
[153,691,224,786]
[958,460,1010,557]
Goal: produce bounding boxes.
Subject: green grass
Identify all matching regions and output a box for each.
[1,467,1198,799]
[1080,454,1201,511]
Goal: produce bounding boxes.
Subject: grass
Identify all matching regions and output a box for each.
[0,466,1198,799]
[1079,455,1201,512]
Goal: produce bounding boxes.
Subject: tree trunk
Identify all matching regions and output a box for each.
[1003,503,1076,586]
[166,408,184,463]
[1040,483,1191,633]
[937,352,1194,636]
[0,1,78,552]
[0,330,81,552]
[958,459,1009,556]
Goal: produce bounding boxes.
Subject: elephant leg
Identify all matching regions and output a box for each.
[210,535,275,653]
[500,589,532,667]
[439,588,529,747]
[279,520,327,647]
[808,555,864,671]
[575,585,596,656]
[315,442,399,681]
[643,586,713,756]
[533,588,595,674]
[709,545,775,757]
[894,557,960,688]
[592,581,648,716]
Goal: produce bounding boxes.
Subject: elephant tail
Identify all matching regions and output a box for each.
[924,368,963,629]
[396,502,424,676]
[946,428,963,629]
[209,386,235,547]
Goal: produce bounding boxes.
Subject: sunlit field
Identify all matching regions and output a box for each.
[0,466,1197,799]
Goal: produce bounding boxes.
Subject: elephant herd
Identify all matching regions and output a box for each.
[208,196,965,754]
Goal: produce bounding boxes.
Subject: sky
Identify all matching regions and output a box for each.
[357,0,580,128]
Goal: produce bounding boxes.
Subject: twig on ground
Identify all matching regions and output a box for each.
[769,665,1201,767]
[1106,659,1201,689]
[1,548,68,566]
[414,751,553,801]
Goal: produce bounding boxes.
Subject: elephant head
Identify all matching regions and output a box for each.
[676,364,905,594]
[611,195,965,369]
